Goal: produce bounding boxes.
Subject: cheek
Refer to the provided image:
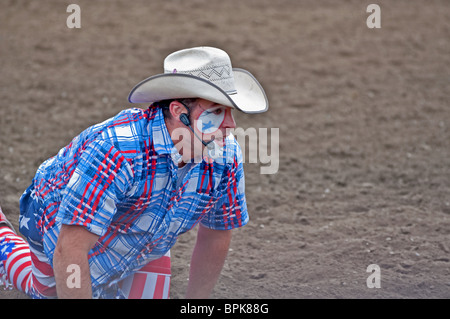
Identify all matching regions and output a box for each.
[196,110,225,134]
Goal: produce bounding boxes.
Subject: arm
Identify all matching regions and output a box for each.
[185,224,232,299]
[53,224,99,299]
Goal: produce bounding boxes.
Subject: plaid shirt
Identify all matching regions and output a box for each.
[25,106,248,297]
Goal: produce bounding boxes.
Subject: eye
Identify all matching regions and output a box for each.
[205,108,224,115]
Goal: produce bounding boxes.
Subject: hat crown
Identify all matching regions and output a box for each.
[163,47,237,94]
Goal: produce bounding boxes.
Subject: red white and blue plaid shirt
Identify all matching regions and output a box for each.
[25,106,248,297]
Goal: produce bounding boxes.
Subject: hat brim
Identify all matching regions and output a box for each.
[128,68,268,114]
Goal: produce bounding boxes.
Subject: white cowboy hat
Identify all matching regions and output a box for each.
[128,47,268,114]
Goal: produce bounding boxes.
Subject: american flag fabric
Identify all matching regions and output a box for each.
[1,223,170,299]
[18,106,248,298]
[119,251,171,299]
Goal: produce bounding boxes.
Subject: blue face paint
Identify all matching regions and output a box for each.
[196,107,226,134]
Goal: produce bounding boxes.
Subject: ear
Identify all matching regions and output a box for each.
[169,101,188,121]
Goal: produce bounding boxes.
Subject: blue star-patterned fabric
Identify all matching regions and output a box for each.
[0,237,15,262]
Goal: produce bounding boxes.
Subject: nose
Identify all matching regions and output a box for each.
[221,109,236,129]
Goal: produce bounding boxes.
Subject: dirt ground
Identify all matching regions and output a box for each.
[0,0,449,299]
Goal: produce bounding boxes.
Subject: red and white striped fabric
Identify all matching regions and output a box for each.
[119,251,171,299]
[29,245,57,297]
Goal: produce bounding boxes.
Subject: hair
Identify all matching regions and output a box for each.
[153,98,198,120]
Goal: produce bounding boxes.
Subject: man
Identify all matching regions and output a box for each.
[0,47,268,299]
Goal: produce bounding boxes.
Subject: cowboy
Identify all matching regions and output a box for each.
[0,47,268,299]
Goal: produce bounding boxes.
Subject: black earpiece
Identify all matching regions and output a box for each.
[179,113,191,126]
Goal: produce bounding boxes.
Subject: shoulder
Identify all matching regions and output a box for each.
[71,108,148,144]
[96,108,151,154]
[104,108,149,136]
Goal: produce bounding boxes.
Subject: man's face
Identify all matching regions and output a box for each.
[189,99,236,147]
[168,98,237,162]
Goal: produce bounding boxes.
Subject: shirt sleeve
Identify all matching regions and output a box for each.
[56,138,134,237]
[200,143,249,230]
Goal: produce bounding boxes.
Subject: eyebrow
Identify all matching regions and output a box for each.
[210,103,233,111]
[206,102,222,108]
[209,104,225,110]
[199,103,227,112]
